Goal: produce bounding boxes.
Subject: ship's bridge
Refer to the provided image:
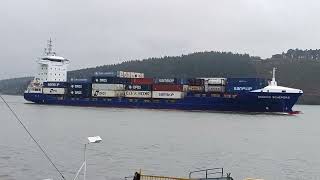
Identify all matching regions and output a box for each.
[41,55,69,62]
[33,39,70,84]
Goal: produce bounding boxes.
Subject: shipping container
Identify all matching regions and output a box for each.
[69,90,91,97]
[154,78,177,84]
[206,85,225,93]
[226,78,267,86]
[153,84,183,91]
[91,90,125,97]
[92,84,125,91]
[123,72,131,78]
[92,77,131,84]
[70,78,90,82]
[226,78,268,93]
[68,82,92,97]
[131,78,153,85]
[124,91,152,98]
[126,84,152,91]
[94,71,117,77]
[43,82,68,88]
[43,88,66,95]
[183,85,189,92]
[187,78,205,86]
[68,82,91,89]
[94,71,126,78]
[188,86,204,92]
[178,78,188,85]
[204,78,226,85]
[130,72,144,78]
[152,91,184,99]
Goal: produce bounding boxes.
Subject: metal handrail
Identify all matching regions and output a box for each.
[189,168,224,179]
[140,174,191,180]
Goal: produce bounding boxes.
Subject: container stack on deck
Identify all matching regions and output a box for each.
[42,82,68,95]
[41,71,269,100]
[152,78,184,99]
[68,80,92,98]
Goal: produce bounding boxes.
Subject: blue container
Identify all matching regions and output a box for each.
[68,89,91,97]
[70,78,91,83]
[94,71,117,77]
[92,77,115,84]
[154,78,177,84]
[68,82,92,97]
[43,82,69,88]
[92,77,131,84]
[126,84,151,91]
[226,78,267,93]
[68,83,91,89]
[177,78,187,85]
[187,78,205,86]
[116,77,131,84]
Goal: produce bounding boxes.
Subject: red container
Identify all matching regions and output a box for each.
[153,84,183,91]
[131,78,154,85]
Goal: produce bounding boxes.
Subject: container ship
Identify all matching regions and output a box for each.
[24,40,303,113]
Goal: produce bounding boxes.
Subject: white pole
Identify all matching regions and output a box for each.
[84,143,87,180]
[272,67,276,81]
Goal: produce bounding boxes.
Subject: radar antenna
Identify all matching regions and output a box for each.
[45,38,55,56]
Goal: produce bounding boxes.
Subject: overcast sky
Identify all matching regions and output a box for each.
[0,0,319,79]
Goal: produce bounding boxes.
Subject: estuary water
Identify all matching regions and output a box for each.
[0,95,319,180]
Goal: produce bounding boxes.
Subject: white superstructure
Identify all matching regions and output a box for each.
[34,39,69,84]
[25,39,69,93]
[251,68,303,94]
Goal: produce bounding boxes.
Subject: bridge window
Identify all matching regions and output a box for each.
[282,90,286,93]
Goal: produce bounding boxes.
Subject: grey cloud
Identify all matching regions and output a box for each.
[0,0,319,79]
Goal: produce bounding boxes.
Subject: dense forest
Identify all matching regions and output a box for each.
[0,50,319,104]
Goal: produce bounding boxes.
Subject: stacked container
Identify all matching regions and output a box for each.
[131,78,153,85]
[125,84,152,98]
[42,82,68,95]
[92,76,131,84]
[91,76,128,97]
[68,82,92,98]
[225,78,268,93]
[154,78,177,84]
[152,82,184,99]
[94,71,144,78]
[204,78,226,93]
[187,78,205,93]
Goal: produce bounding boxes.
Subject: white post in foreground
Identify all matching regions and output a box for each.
[73,136,102,180]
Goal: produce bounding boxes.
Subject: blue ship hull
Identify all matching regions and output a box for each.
[24,92,302,113]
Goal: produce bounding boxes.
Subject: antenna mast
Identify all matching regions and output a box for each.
[270,67,278,86]
[45,38,54,55]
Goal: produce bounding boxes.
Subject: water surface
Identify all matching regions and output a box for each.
[0,95,319,180]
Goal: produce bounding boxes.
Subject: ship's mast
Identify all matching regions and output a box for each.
[44,38,55,56]
[270,67,278,86]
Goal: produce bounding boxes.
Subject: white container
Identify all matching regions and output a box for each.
[43,88,65,95]
[138,73,144,78]
[92,90,124,97]
[123,72,131,78]
[92,84,125,91]
[125,91,152,98]
[188,86,204,91]
[206,86,225,92]
[152,91,184,99]
[183,85,189,92]
[206,78,226,85]
[130,72,145,78]
[117,71,125,78]
[130,72,138,78]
